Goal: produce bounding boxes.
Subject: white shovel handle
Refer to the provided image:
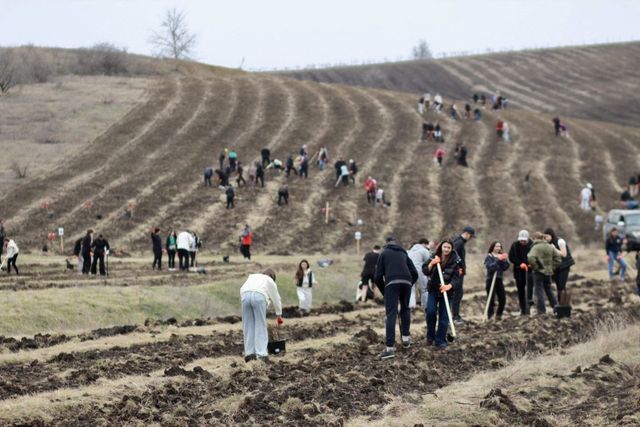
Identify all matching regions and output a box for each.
[484,271,498,322]
[437,263,456,337]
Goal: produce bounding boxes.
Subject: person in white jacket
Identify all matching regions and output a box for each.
[408,239,431,309]
[3,238,19,275]
[240,269,283,362]
[176,231,194,271]
[295,259,317,313]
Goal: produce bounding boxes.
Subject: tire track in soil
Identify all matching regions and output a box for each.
[147,75,266,243]
[231,78,331,252]
[36,303,640,426]
[117,75,238,246]
[52,79,205,243]
[193,76,306,249]
[1,77,180,235]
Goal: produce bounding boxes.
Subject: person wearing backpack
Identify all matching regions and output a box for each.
[295,259,317,313]
[151,228,162,270]
[166,230,177,271]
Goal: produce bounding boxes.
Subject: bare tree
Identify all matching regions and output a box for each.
[0,49,17,93]
[149,8,197,60]
[412,40,433,60]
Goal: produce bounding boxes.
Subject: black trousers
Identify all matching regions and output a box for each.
[514,269,533,314]
[486,276,506,318]
[190,251,196,267]
[256,175,264,187]
[451,276,464,319]
[82,253,92,274]
[152,251,162,269]
[6,254,18,274]
[227,196,234,209]
[384,283,412,347]
[278,193,289,205]
[240,244,251,260]
[167,250,176,269]
[236,175,246,186]
[553,267,570,295]
[177,249,190,270]
[91,254,106,276]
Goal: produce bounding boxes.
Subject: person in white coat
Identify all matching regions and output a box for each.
[580,183,593,210]
[3,238,19,275]
[240,269,283,362]
[176,231,194,271]
[408,239,431,309]
[295,259,317,313]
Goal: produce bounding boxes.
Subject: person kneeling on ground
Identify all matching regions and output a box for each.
[240,269,283,362]
[423,239,461,349]
[484,241,510,320]
[374,236,418,360]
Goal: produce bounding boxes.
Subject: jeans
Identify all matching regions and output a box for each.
[384,283,412,347]
[608,251,627,279]
[451,276,464,319]
[426,292,449,346]
[486,276,506,318]
[177,249,190,270]
[533,272,557,314]
[241,291,268,357]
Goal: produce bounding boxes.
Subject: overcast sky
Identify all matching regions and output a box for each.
[2,0,639,70]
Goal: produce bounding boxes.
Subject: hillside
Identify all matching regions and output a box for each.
[283,42,640,127]
[1,45,640,254]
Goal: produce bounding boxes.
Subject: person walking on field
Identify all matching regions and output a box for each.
[423,239,461,348]
[434,147,445,166]
[580,183,593,210]
[364,176,377,204]
[151,228,162,270]
[544,228,575,296]
[236,162,247,186]
[81,229,93,275]
[605,228,627,281]
[484,241,510,320]
[240,269,283,362]
[359,245,381,302]
[255,162,265,187]
[527,232,561,314]
[374,236,419,360]
[226,185,235,209]
[349,159,358,184]
[2,237,19,275]
[285,154,298,177]
[90,234,110,276]
[508,230,533,315]
[451,226,474,324]
[408,238,431,309]
[261,148,271,169]
[295,259,317,313]
[176,231,193,271]
[240,224,253,261]
[166,230,177,271]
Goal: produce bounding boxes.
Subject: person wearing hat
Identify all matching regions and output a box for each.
[451,226,475,324]
[508,230,534,315]
[240,269,283,362]
[374,236,418,360]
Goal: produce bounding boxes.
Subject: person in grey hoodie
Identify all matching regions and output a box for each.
[408,238,431,309]
[374,236,419,360]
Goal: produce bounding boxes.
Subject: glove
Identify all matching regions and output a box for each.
[498,253,508,261]
[276,316,284,326]
[605,256,610,262]
[459,268,464,276]
[439,284,453,293]
[428,256,441,268]
[519,263,528,271]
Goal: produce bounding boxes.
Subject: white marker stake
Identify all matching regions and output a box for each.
[437,263,456,338]
[484,271,498,322]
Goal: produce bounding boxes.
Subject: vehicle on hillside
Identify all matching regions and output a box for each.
[603,209,640,251]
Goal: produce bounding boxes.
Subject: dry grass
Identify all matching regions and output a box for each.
[0,75,150,192]
[349,319,640,427]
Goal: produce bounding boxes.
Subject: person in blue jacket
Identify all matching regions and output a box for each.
[484,241,510,320]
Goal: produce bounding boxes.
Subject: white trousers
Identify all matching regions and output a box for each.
[297,287,313,311]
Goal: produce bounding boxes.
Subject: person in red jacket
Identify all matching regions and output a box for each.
[364,176,377,205]
[434,147,445,166]
[496,119,504,141]
[240,224,253,261]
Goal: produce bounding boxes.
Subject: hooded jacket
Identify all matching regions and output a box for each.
[374,243,419,290]
[408,244,431,291]
[177,231,194,251]
[424,252,462,294]
[528,241,562,276]
[452,235,467,269]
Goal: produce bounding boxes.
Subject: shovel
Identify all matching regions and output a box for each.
[437,263,456,342]
[483,271,498,322]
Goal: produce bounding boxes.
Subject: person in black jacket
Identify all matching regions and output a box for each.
[90,234,110,276]
[544,228,575,296]
[423,239,462,348]
[484,241,510,320]
[451,226,474,323]
[81,229,93,275]
[359,245,381,302]
[255,162,265,187]
[374,237,418,360]
[508,230,533,315]
[0,219,5,263]
[226,185,235,209]
[261,148,271,168]
[277,185,289,206]
[151,228,162,270]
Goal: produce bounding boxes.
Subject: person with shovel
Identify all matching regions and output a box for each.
[508,230,533,315]
[240,268,283,363]
[484,242,510,320]
[423,239,462,349]
[374,236,418,360]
